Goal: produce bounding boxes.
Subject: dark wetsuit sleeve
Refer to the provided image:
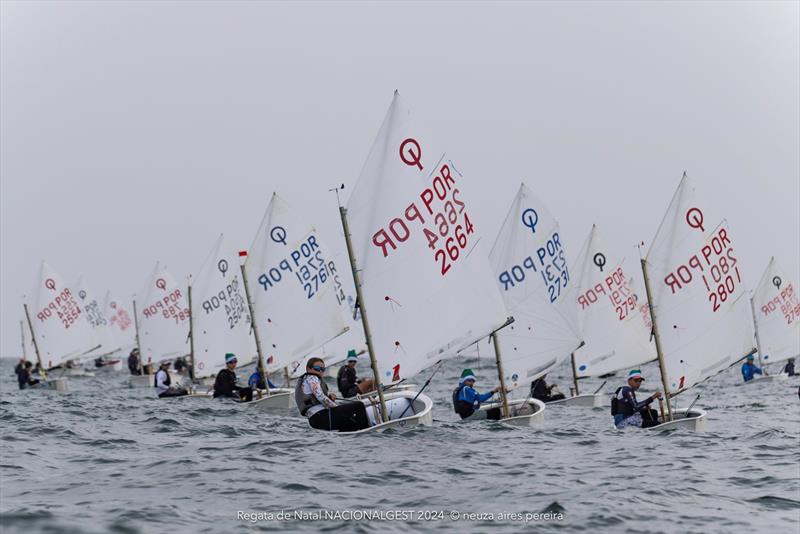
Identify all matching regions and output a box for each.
[622,387,653,412]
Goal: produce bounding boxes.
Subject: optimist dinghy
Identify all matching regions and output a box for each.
[336,92,513,432]
[23,261,105,392]
[633,173,757,431]
[746,257,800,382]
[240,194,351,409]
[464,398,546,427]
[486,184,581,414]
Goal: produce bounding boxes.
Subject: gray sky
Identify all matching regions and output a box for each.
[2,1,798,358]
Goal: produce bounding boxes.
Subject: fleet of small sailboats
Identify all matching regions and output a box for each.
[16,96,798,435]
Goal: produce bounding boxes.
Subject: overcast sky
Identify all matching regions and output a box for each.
[1,1,798,359]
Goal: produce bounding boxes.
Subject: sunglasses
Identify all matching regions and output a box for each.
[311,365,326,372]
[227,360,237,364]
[631,378,643,382]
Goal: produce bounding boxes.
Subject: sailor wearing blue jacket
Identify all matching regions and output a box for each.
[452,368,500,419]
[741,354,763,382]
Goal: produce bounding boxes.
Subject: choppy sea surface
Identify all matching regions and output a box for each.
[1,355,799,534]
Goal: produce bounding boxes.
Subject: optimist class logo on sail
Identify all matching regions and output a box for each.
[371,137,476,276]
[35,279,83,329]
[761,282,800,325]
[497,208,570,304]
[662,208,743,313]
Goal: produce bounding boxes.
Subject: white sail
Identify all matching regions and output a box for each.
[645,174,755,393]
[191,234,257,379]
[751,257,800,367]
[488,184,581,388]
[102,291,137,353]
[25,261,97,369]
[288,250,366,378]
[244,193,348,371]
[572,225,657,377]
[136,262,190,367]
[73,275,118,358]
[345,92,508,384]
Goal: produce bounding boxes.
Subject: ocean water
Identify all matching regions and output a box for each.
[1,356,798,534]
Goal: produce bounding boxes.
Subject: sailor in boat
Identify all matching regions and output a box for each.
[741,355,763,382]
[173,356,188,375]
[212,353,253,402]
[612,370,662,429]
[295,357,370,432]
[247,369,276,391]
[154,360,188,398]
[336,349,374,398]
[14,358,25,380]
[17,361,41,390]
[127,348,141,375]
[529,374,566,403]
[783,358,796,377]
[452,369,501,420]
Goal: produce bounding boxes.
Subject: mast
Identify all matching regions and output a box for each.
[640,258,673,421]
[491,332,510,419]
[570,352,580,396]
[339,206,388,422]
[23,304,47,380]
[20,320,26,359]
[187,284,196,382]
[240,264,272,394]
[749,295,765,369]
[132,299,143,374]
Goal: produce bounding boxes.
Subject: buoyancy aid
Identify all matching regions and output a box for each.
[295,373,329,416]
[452,384,474,418]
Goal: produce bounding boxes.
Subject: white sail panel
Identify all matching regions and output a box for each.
[191,235,257,379]
[752,257,800,366]
[288,250,366,378]
[244,193,347,371]
[345,92,508,384]
[136,262,190,366]
[489,184,581,388]
[73,275,118,358]
[26,261,97,369]
[102,291,137,353]
[645,174,754,393]
[572,226,656,377]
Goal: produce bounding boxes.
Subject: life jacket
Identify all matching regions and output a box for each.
[452,384,474,418]
[294,373,329,416]
[154,369,171,388]
[610,386,634,417]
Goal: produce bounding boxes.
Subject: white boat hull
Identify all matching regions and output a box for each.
[344,391,434,434]
[613,408,707,432]
[742,373,789,385]
[250,389,295,410]
[465,398,546,426]
[127,372,183,388]
[647,408,707,432]
[545,393,606,407]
